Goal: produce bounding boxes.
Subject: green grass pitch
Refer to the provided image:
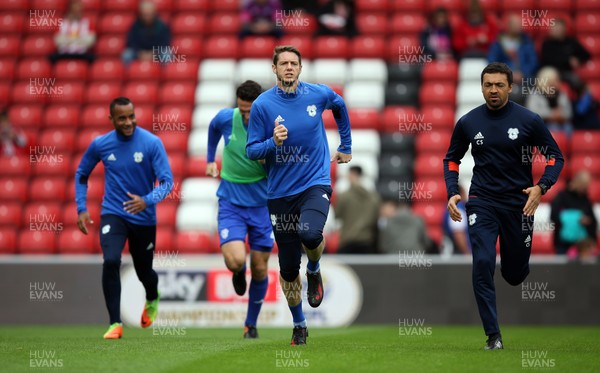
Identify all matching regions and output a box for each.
[1,325,598,372]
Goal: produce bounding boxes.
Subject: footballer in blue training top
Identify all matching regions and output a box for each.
[247,45,352,345]
[75,97,173,339]
[443,62,564,350]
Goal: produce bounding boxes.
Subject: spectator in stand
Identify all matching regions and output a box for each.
[49,0,96,64]
[0,110,27,157]
[334,166,380,254]
[314,0,357,37]
[488,14,538,83]
[442,185,471,255]
[525,67,573,134]
[122,1,171,66]
[453,0,497,59]
[550,170,597,260]
[281,0,317,14]
[240,0,284,39]
[377,199,435,254]
[420,7,455,61]
[571,77,600,130]
[540,19,591,90]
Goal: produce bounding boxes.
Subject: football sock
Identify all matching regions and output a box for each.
[289,303,307,328]
[306,260,320,274]
[245,277,268,327]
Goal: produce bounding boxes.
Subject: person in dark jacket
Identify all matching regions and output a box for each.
[122,1,171,66]
[420,7,454,61]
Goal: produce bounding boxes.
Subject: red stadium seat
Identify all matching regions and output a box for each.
[478,0,498,11]
[103,0,136,11]
[0,202,21,227]
[17,59,52,80]
[502,0,535,11]
[18,230,57,254]
[155,227,175,252]
[131,104,155,129]
[576,58,600,82]
[532,231,555,255]
[570,154,600,175]
[85,82,121,104]
[172,13,207,34]
[412,202,446,226]
[95,36,126,58]
[0,228,17,254]
[154,105,193,131]
[81,0,101,11]
[279,12,317,35]
[32,152,71,176]
[415,131,452,154]
[152,0,173,12]
[123,82,158,105]
[421,105,456,132]
[588,180,600,202]
[278,36,313,59]
[579,35,600,57]
[208,0,239,12]
[43,105,80,128]
[22,35,55,57]
[186,156,222,177]
[162,59,199,81]
[541,178,564,203]
[538,0,574,11]
[571,130,600,153]
[66,173,104,202]
[81,104,109,128]
[575,13,600,34]
[0,155,31,176]
[23,202,62,228]
[171,36,203,58]
[98,13,135,34]
[0,83,9,104]
[9,105,44,129]
[157,132,189,154]
[48,81,85,105]
[126,60,161,81]
[388,35,420,63]
[420,82,456,107]
[416,177,448,201]
[576,0,600,10]
[30,0,67,10]
[174,0,208,11]
[314,36,350,59]
[76,128,107,152]
[350,36,386,58]
[391,0,424,11]
[0,35,20,58]
[156,202,177,228]
[176,231,217,253]
[158,82,196,105]
[356,0,388,12]
[325,231,340,254]
[390,13,426,34]
[549,130,569,156]
[414,155,444,178]
[53,60,88,81]
[0,58,16,81]
[90,58,124,81]
[382,106,419,133]
[348,109,381,130]
[29,177,67,201]
[421,60,458,82]
[427,0,465,12]
[208,12,240,34]
[589,82,600,100]
[166,153,185,178]
[0,12,24,35]
[0,0,28,10]
[57,227,96,254]
[203,36,239,59]
[356,13,388,35]
[62,202,101,228]
[241,36,277,59]
[39,127,76,152]
[0,177,27,202]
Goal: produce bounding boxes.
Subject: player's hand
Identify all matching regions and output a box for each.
[123,192,147,215]
[273,121,288,146]
[331,151,352,164]
[206,162,219,178]
[77,212,93,235]
[447,194,463,222]
[522,186,542,216]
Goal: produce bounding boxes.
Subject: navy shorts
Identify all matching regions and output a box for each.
[217,199,274,252]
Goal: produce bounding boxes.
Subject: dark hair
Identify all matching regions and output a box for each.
[109,97,133,116]
[273,45,302,66]
[236,80,263,102]
[349,165,363,176]
[481,62,513,86]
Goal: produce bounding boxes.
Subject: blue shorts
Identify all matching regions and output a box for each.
[217,199,274,252]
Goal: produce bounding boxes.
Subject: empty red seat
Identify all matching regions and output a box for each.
[126,60,161,81]
[39,127,76,151]
[22,35,55,57]
[32,152,71,176]
[538,0,573,11]
[172,36,203,58]
[348,109,381,130]
[0,228,16,253]
[278,35,313,59]
[549,130,569,155]
[48,81,85,105]
[53,60,88,80]
[17,59,52,80]
[389,35,420,63]
[90,58,124,81]
[172,13,207,34]
[0,177,27,202]
[0,35,20,57]
[390,13,426,34]
[203,36,239,59]
[502,0,535,11]
[209,0,239,12]
[350,36,386,58]
[314,36,350,59]
[571,130,600,153]
[575,13,600,34]
[382,106,419,132]
[174,0,208,11]
[186,156,222,177]
[95,35,126,57]
[356,13,388,35]
[9,105,43,129]
[577,58,600,81]
[176,231,217,253]
[154,105,192,130]
[162,59,199,81]
[417,177,447,201]
[158,82,196,105]
[30,0,67,10]
[241,36,277,59]
[154,227,175,252]
[0,82,9,104]
[0,155,31,176]
[77,128,107,151]
[157,132,189,154]
[576,0,600,11]
[0,0,29,11]
[67,173,104,202]
[0,58,16,81]
[421,105,455,132]
[103,0,136,10]
[44,104,81,127]
[570,154,600,175]
[356,0,389,12]
[131,104,154,127]
[23,201,62,228]
[414,155,444,178]
[166,153,185,178]
[98,13,135,34]
[412,202,446,226]
[123,82,159,104]
[57,227,96,254]
[478,0,498,11]
[18,230,57,254]
[62,202,101,227]
[427,0,466,12]
[0,12,24,34]
[0,201,21,227]
[421,60,458,81]
[588,180,600,202]
[85,82,121,104]
[532,231,555,254]
[157,202,177,228]
[579,34,600,57]
[81,104,108,127]
[208,12,240,34]
[420,82,456,106]
[415,131,452,154]
[29,177,67,201]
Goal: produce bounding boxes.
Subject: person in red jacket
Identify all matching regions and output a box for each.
[453,0,497,59]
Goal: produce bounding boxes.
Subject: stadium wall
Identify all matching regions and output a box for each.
[0,255,598,325]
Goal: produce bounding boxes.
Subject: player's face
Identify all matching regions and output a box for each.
[237,98,253,125]
[109,103,136,137]
[482,73,512,110]
[272,51,302,88]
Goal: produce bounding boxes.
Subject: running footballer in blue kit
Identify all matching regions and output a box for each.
[75,97,173,339]
[246,45,352,345]
[443,63,564,350]
[206,80,274,339]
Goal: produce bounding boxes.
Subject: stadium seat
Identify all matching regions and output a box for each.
[531,231,555,255]
[176,202,218,231]
[421,105,455,132]
[154,105,192,132]
[98,13,135,34]
[208,12,240,34]
[46,81,84,105]
[22,35,55,57]
[153,227,175,252]
[427,0,465,12]
[126,61,161,81]
[0,177,27,202]
[85,82,121,104]
[176,231,217,253]
[0,155,31,176]
[192,105,222,129]
[458,58,488,82]
[18,230,57,254]
[421,60,458,82]
[390,13,426,34]
[391,0,425,11]
[278,35,313,60]
[385,81,420,107]
[171,13,207,34]
[203,36,239,59]
[502,0,535,12]
[575,13,600,34]
[570,154,600,175]
[348,109,382,130]
[378,153,413,178]
[157,82,195,105]
[90,58,124,81]
[0,35,20,58]
[0,0,28,11]
[571,130,600,153]
[356,13,388,35]
[180,178,219,202]
[550,130,569,156]
[188,128,224,157]
[199,59,236,82]
[9,105,44,129]
[123,82,158,105]
[314,37,350,59]
[356,0,388,12]
[57,227,96,254]
[576,0,600,11]
[0,201,21,227]
[351,129,381,155]
[95,35,125,58]
[23,201,62,227]
[0,83,8,105]
[0,58,16,81]
[382,106,418,133]
[579,35,600,57]
[413,178,451,203]
[0,12,24,35]
[156,202,177,228]
[312,59,348,85]
[29,177,67,202]
[388,35,421,63]
[420,82,456,107]
[350,36,386,59]
[538,0,573,12]
[415,131,452,154]
[576,58,600,82]
[171,36,203,58]
[157,132,189,154]
[0,228,17,253]
[208,0,239,12]
[32,152,71,177]
[388,63,421,83]
[186,156,222,177]
[241,36,276,59]
[414,154,444,178]
[457,82,485,106]
[76,128,107,152]
[131,104,154,129]
[81,104,109,128]
[236,59,274,88]
[17,59,52,80]
[53,60,88,81]
[195,81,235,107]
[348,59,387,83]
[62,201,100,228]
[344,82,385,110]
[173,0,207,11]
[336,153,379,181]
[39,127,76,152]
[162,59,200,81]
[412,202,446,227]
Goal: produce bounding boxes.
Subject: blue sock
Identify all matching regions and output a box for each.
[244,277,268,327]
[289,303,306,328]
[306,259,320,274]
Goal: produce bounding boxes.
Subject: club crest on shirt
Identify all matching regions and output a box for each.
[133,152,143,163]
[306,105,317,117]
[507,128,519,140]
